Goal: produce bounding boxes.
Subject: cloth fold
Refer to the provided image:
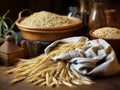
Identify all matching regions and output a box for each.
[45,36,88,54]
[45,36,120,76]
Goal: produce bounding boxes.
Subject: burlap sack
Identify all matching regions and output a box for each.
[45,37,120,76]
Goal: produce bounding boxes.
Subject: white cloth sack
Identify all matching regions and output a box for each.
[45,37,120,76]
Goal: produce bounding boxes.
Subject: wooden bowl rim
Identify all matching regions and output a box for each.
[18,26,81,34]
[15,16,82,30]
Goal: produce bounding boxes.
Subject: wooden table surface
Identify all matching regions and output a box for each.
[0,66,120,90]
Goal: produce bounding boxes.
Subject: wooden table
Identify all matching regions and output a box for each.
[0,66,120,90]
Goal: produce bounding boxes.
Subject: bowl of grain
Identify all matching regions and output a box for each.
[15,10,82,41]
[89,27,120,59]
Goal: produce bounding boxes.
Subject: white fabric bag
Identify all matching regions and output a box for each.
[45,37,120,76]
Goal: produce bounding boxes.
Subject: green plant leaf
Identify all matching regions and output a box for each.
[2,10,10,19]
[0,22,2,38]
[2,21,8,29]
[0,10,17,42]
[10,23,15,30]
[0,17,3,20]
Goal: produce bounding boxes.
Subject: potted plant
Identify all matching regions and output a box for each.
[0,10,17,45]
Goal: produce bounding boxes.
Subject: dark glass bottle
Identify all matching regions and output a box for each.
[88,3,106,30]
[79,0,90,27]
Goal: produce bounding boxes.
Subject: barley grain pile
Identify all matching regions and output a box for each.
[6,42,93,87]
[93,27,120,39]
[20,11,74,28]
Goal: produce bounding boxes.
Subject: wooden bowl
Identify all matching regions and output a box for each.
[18,26,82,42]
[15,11,83,42]
[89,29,120,59]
